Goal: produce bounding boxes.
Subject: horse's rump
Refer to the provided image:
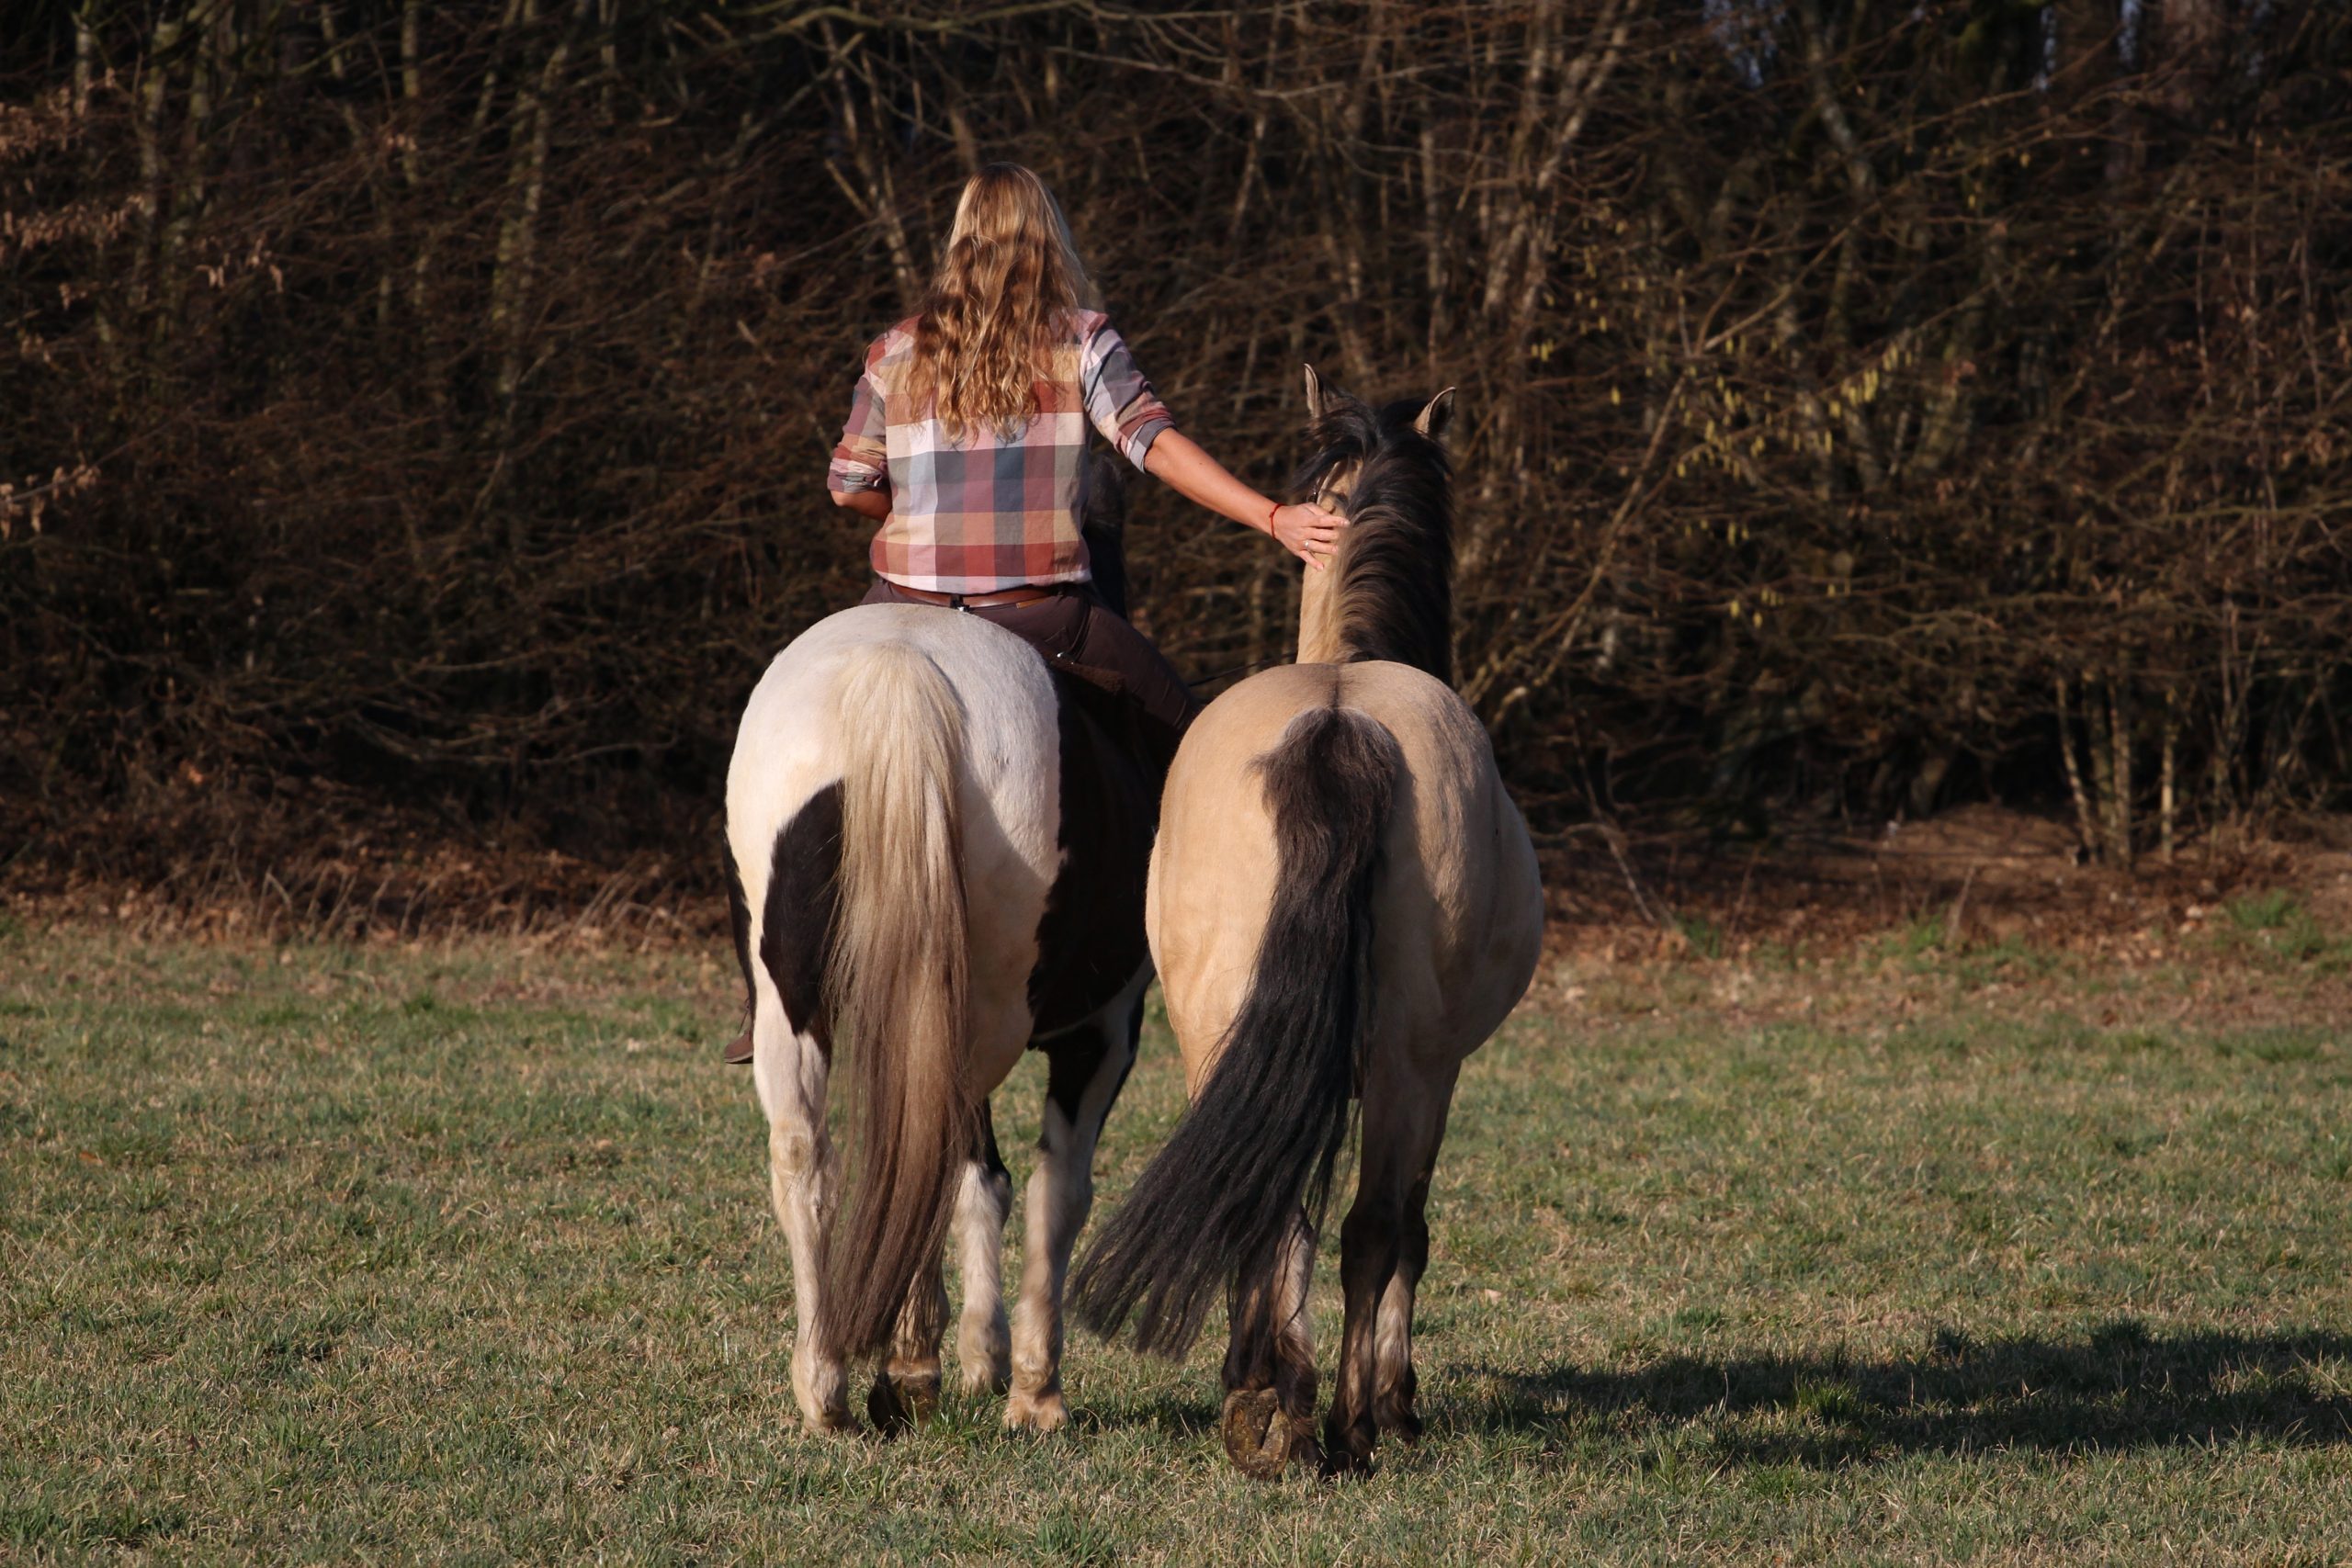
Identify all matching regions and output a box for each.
[1072,694,1401,1356]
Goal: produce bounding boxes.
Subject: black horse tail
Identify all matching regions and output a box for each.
[1072,698,1400,1356]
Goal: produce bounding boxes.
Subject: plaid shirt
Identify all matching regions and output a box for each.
[826,310,1175,593]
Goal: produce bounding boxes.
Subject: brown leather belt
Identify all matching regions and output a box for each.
[887,581,1067,610]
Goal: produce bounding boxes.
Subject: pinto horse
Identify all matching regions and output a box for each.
[1072,369,1544,1477]
[724,483,1154,1436]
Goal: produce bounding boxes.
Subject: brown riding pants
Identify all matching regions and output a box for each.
[860,579,1202,762]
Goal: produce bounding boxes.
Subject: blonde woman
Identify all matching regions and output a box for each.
[826,164,1347,762]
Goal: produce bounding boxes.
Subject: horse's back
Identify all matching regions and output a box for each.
[1151,660,1542,1071]
[729,604,1058,848]
[728,604,1069,1083]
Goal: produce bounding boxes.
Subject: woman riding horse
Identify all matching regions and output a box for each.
[726,160,1340,1070]
[823,163,1347,763]
[720,164,1344,1438]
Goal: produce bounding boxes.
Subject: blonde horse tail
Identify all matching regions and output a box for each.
[817,639,978,1362]
[1073,697,1400,1357]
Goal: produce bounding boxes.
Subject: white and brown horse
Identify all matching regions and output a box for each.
[1072,369,1544,1477]
[723,501,1155,1435]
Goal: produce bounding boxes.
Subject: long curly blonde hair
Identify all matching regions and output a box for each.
[909,164,1097,440]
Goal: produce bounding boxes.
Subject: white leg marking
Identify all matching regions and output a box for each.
[1007,1096,1088,1431]
[752,990,848,1432]
[953,1154,1012,1394]
[1373,1266,1419,1437]
[1006,972,1145,1432]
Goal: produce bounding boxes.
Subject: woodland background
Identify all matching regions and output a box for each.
[3,0,2347,925]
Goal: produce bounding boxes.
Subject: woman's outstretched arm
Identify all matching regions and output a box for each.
[1144,431,1349,570]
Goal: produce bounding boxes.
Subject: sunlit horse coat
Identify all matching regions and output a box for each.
[1075,370,1544,1477]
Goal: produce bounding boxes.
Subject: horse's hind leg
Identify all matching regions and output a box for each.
[1373,1167,1436,1443]
[752,1007,851,1433]
[746,784,852,1431]
[1325,1066,1453,1473]
[1006,968,1145,1432]
[1220,1210,1322,1479]
[952,1107,1014,1396]
[867,1257,949,1435]
[870,1106,1013,1430]
[865,1089,1023,1435]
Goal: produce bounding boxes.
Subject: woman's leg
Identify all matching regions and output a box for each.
[967,591,1196,775]
[1069,604,1202,740]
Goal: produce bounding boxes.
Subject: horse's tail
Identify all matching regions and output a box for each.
[818,639,977,1361]
[1073,699,1400,1356]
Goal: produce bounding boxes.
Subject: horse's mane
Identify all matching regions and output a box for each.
[1289,391,1454,683]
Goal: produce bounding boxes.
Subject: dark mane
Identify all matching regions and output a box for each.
[1289,389,1455,683]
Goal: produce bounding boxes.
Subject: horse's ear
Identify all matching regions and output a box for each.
[1302,364,1327,424]
[1414,387,1457,443]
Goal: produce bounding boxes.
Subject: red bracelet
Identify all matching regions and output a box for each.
[1265,501,1282,534]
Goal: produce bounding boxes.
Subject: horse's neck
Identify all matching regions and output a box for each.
[1295,553,1347,665]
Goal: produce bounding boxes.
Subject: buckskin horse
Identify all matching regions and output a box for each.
[1072,369,1544,1477]
[723,470,1154,1435]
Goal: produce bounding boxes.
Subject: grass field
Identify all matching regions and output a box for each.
[4,913,2351,1564]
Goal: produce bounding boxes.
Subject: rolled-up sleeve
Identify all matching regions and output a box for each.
[1082,322,1175,471]
[827,361,888,495]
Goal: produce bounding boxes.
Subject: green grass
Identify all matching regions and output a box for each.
[4,928,2351,1563]
[1670,915,1725,962]
[2220,891,2352,973]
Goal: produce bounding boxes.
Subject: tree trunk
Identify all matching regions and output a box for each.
[2107,680,2134,870]
[2160,687,2179,863]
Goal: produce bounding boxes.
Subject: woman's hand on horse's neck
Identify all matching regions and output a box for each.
[1144,432,1346,570]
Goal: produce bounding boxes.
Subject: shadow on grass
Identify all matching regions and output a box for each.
[1465,1321,2352,1464]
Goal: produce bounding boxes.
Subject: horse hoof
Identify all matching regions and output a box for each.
[796,1380,855,1436]
[1222,1388,1280,1477]
[1374,1398,1423,1444]
[1224,1389,1320,1480]
[1320,1414,1378,1477]
[866,1375,908,1437]
[1003,1388,1069,1434]
[793,1354,851,1434]
[958,1325,1010,1397]
[867,1369,940,1437]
